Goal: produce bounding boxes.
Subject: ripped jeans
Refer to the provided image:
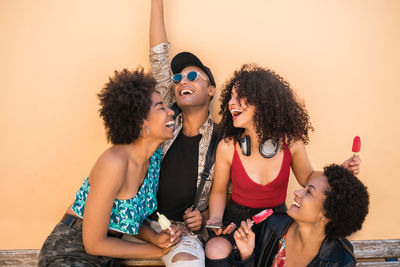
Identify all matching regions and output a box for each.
[151,221,205,267]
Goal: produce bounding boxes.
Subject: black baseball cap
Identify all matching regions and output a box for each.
[171,52,216,87]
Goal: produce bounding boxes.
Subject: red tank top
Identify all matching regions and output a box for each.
[231,143,292,209]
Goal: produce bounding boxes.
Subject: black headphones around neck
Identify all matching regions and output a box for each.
[237,133,278,158]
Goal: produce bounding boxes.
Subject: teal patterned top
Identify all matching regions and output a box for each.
[71,149,162,234]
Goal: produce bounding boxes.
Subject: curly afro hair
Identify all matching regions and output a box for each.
[219,64,314,148]
[98,67,156,144]
[323,164,369,238]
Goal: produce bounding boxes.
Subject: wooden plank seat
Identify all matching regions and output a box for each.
[352,239,400,266]
[1,239,399,266]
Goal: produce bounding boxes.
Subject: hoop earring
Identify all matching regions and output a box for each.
[140,126,150,138]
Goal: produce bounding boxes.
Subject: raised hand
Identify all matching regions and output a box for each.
[233,219,255,261]
[342,154,361,175]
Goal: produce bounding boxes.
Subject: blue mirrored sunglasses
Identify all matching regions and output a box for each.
[171,71,205,84]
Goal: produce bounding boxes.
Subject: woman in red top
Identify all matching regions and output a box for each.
[205,64,360,266]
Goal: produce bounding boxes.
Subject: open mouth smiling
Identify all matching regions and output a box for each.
[230,109,243,119]
[180,89,194,96]
[292,200,301,208]
[165,121,175,130]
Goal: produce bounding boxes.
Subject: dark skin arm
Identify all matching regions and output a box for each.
[82,151,169,258]
[150,0,167,47]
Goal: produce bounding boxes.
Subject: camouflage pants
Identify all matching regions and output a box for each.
[38,217,121,267]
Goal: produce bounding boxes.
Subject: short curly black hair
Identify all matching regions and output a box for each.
[98,67,156,144]
[219,64,313,148]
[323,164,369,238]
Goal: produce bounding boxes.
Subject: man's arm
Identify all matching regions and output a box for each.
[150,0,167,47]
[149,0,175,106]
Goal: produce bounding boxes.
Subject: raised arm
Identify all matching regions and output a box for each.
[290,140,320,187]
[291,140,362,187]
[149,0,175,106]
[150,0,167,47]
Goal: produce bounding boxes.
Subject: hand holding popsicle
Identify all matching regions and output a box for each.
[234,219,256,261]
[343,136,361,175]
[156,212,181,248]
[233,210,273,260]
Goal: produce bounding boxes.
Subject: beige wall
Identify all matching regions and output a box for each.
[1,0,399,249]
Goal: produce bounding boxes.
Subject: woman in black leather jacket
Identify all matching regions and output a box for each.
[232,164,369,267]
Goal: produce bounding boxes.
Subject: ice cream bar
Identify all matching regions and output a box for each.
[157,212,171,230]
[251,209,273,225]
[352,136,361,153]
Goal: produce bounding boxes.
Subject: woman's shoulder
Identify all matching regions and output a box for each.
[218,138,235,151]
[266,213,293,235]
[318,237,356,266]
[256,213,293,243]
[89,146,129,181]
[97,146,129,167]
[216,138,235,160]
[287,139,305,154]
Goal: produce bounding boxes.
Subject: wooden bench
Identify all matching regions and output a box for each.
[351,239,400,266]
[1,239,399,266]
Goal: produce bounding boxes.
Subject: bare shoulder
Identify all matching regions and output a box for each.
[289,139,305,156]
[217,138,235,161]
[218,138,235,151]
[96,146,128,168]
[89,146,128,185]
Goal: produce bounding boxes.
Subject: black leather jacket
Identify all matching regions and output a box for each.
[232,213,356,267]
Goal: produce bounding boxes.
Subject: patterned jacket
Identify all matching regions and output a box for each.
[149,42,216,212]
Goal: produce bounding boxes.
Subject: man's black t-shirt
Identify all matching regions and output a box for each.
[157,130,201,221]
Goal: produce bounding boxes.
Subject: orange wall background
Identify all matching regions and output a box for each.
[1,0,399,249]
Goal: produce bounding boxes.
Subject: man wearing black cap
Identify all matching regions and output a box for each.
[138,0,218,266]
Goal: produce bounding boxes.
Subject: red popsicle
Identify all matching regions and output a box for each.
[251,209,273,226]
[352,136,361,154]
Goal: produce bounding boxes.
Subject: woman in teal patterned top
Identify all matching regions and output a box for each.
[39,67,181,266]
